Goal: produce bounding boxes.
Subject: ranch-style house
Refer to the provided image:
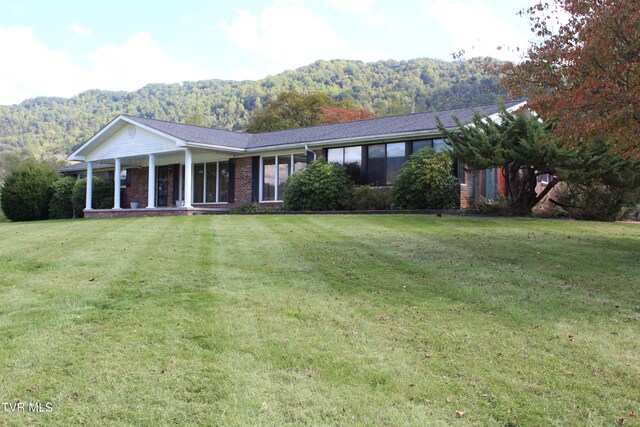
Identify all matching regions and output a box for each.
[62,101,528,218]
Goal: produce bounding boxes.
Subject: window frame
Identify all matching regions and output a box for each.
[192,161,229,204]
[259,153,306,202]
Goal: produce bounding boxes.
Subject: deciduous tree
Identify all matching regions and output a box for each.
[245,91,375,133]
[499,0,640,158]
[319,106,376,124]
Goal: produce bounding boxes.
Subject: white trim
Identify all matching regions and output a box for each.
[183,141,245,152]
[193,160,229,204]
[68,115,187,161]
[259,153,302,203]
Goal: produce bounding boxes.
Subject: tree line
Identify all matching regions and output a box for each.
[0,57,506,165]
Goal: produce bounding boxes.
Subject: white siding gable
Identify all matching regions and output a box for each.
[84,125,179,161]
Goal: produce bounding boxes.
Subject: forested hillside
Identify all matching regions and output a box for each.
[0,57,505,160]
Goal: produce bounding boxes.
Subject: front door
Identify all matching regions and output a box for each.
[157,166,169,207]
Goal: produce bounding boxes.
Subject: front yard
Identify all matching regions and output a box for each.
[0,215,638,425]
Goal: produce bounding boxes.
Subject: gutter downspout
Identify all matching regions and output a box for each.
[305,144,316,160]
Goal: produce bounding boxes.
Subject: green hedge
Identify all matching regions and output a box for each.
[282,158,352,211]
[49,177,77,219]
[71,177,114,217]
[392,148,459,209]
[0,162,59,221]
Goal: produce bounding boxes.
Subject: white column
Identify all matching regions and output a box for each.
[147,154,156,208]
[113,158,122,209]
[184,150,193,208]
[85,162,93,211]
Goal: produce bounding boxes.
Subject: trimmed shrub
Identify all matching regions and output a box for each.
[282,158,352,211]
[392,148,459,209]
[49,176,77,219]
[72,177,114,217]
[0,162,59,221]
[553,181,640,221]
[349,186,393,210]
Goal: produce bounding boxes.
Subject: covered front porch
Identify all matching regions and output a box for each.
[83,148,234,217]
[65,115,245,218]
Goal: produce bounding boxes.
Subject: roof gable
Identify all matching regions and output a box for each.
[83,124,179,161]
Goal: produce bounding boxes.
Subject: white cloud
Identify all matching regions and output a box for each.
[423,0,529,61]
[218,0,388,75]
[86,32,209,91]
[65,23,92,37]
[325,0,386,25]
[0,27,211,105]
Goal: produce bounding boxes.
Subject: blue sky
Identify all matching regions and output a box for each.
[0,0,534,105]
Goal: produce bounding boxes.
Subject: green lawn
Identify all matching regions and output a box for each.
[0,215,638,426]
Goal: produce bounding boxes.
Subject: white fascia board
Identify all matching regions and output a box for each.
[245,129,447,154]
[184,141,246,153]
[67,115,186,161]
[487,101,529,123]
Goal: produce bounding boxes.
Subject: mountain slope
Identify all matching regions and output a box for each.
[0,57,505,160]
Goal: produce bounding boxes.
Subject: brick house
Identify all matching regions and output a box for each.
[65,101,526,218]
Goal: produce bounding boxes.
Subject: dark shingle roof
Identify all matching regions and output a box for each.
[123,101,523,150]
[59,162,112,172]
[125,116,251,148]
[246,102,522,148]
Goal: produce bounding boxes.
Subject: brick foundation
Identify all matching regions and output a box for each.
[84,207,228,218]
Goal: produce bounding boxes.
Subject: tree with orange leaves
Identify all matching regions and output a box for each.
[319,106,376,124]
[500,0,639,158]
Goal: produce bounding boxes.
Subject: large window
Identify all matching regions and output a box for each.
[261,154,307,201]
[485,167,498,200]
[327,146,362,183]
[386,143,406,185]
[193,161,230,203]
[365,144,385,185]
[365,143,406,186]
[326,139,461,187]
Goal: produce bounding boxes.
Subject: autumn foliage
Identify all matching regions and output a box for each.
[500,0,640,158]
[245,90,375,133]
[319,106,376,124]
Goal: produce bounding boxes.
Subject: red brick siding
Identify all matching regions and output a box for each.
[230,157,254,206]
[459,184,469,209]
[118,166,178,209]
[122,167,149,208]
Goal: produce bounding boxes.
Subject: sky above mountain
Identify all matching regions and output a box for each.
[0,0,535,105]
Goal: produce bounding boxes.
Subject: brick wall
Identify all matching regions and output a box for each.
[118,166,178,209]
[459,184,469,209]
[122,167,149,208]
[231,157,253,206]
